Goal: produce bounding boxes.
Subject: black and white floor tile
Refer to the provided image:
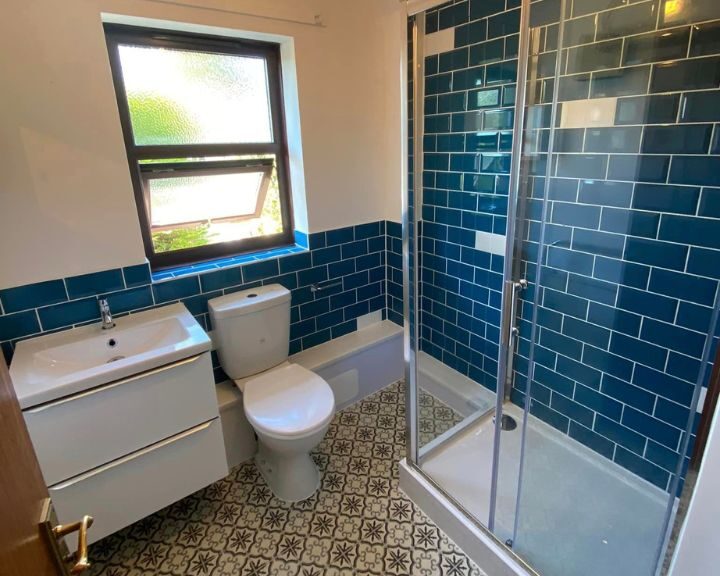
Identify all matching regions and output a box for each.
[89,381,481,576]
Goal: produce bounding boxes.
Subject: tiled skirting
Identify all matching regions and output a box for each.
[0,221,404,381]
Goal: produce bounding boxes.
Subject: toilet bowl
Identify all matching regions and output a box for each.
[240,362,334,500]
[208,285,336,502]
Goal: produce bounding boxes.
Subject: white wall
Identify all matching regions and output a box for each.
[669,404,720,575]
[0,0,403,289]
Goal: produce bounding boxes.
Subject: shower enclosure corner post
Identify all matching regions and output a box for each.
[403,8,424,467]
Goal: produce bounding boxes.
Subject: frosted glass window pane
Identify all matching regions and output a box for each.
[118,45,272,145]
[148,170,283,253]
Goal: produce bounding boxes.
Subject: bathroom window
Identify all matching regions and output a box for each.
[104,25,294,269]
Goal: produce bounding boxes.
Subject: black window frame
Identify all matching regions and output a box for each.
[104,24,294,270]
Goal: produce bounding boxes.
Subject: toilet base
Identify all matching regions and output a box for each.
[255,440,321,502]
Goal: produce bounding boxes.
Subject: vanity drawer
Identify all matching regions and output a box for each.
[50,417,227,546]
[24,352,219,485]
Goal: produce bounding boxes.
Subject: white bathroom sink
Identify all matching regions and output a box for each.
[10,303,211,408]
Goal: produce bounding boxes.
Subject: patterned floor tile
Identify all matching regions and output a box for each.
[89,381,481,576]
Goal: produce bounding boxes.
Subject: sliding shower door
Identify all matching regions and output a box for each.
[405,0,720,574]
[508,0,720,575]
[406,0,515,536]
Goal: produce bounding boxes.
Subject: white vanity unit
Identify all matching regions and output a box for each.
[10,303,228,545]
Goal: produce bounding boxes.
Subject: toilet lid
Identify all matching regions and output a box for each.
[242,363,335,437]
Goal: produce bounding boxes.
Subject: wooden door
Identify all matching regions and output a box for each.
[0,355,61,576]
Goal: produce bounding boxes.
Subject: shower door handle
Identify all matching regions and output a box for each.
[500,279,527,400]
[501,279,527,348]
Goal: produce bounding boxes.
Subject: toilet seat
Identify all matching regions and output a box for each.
[239,363,335,439]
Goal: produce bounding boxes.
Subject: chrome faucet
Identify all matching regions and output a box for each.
[98,299,115,330]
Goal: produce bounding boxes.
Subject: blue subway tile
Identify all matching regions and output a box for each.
[66,269,124,299]
[634,184,700,215]
[325,226,354,246]
[298,266,328,287]
[332,319,357,339]
[242,259,280,283]
[152,276,200,304]
[599,207,659,238]
[342,240,371,260]
[567,39,622,75]
[623,26,690,65]
[650,56,720,93]
[699,188,720,218]
[601,374,655,414]
[309,232,327,250]
[669,157,720,188]
[438,47,469,73]
[583,345,634,381]
[543,288,588,319]
[551,393,595,428]
[314,246,343,267]
[634,364,695,405]
[530,401,570,433]
[591,65,650,98]
[547,246,594,275]
[610,333,668,370]
[649,269,717,307]
[608,155,669,183]
[123,264,152,288]
[677,301,714,333]
[615,94,680,125]
[564,316,612,348]
[688,247,720,280]
[569,422,615,459]
[572,229,624,258]
[0,310,41,340]
[593,257,649,289]
[595,415,646,455]
[38,298,99,331]
[578,180,632,208]
[622,406,680,450]
[655,398,691,430]
[104,286,154,314]
[469,0,505,19]
[0,280,67,314]
[645,440,680,474]
[682,90,720,122]
[588,301,641,337]
[617,285,677,322]
[200,267,242,293]
[552,201,601,228]
[643,125,712,154]
[659,215,720,250]
[279,252,312,274]
[614,447,669,490]
[487,8,520,38]
[455,19,488,48]
[641,318,707,359]
[624,237,687,271]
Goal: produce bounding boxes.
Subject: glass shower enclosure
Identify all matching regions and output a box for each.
[403,0,720,574]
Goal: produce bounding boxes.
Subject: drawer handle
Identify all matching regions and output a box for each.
[51,420,215,490]
[53,515,94,574]
[26,354,203,413]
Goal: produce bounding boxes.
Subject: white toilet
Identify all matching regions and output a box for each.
[208,284,335,502]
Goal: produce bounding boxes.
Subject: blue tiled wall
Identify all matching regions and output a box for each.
[419,0,720,491]
[0,221,402,383]
[512,0,720,492]
[420,0,517,391]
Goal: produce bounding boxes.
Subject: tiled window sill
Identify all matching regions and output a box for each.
[151,244,309,283]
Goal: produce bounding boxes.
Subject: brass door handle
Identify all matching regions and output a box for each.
[52,515,94,574]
